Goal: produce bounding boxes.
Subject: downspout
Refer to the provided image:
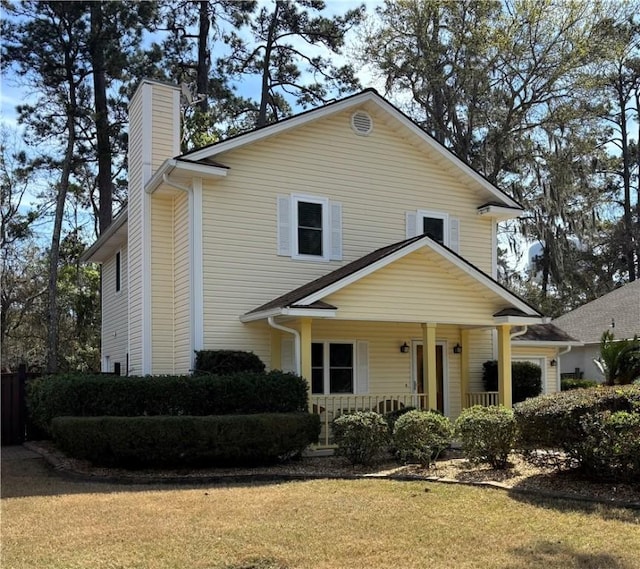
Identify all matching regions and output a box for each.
[556,345,573,391]
[162,173,191,194]
[510,325,528,339]
[267,316,301,375]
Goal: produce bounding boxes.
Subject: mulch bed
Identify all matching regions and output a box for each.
[25,441,640,509]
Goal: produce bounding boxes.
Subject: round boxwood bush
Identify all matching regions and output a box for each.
[332,411,389,465]
[454,405,516,469]
[393,410,453,466]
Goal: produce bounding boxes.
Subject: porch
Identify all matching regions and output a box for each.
[311,391,499,447]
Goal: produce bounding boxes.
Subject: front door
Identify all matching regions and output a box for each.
[414,343,445,413]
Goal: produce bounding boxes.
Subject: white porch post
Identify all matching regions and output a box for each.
[497,324,512,408]
[422,323,437,411]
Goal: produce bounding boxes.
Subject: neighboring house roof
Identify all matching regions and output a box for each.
[512,323,581,345]
[242,234,544,323]
[552,280,640,344]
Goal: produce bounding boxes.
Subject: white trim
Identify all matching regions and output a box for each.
[296,235,541,317]
[184,91,522,210]
[145,159,227,194]
[240,307,338,323]
[81,208,128,263]
[478,205,523,220]
[411,340,449,416]
[292,194,331,261]
[172,88,181,156]
[491,223,498,279]
[192,178,204,356]
[416,210,449,245]
[493,315,548,325]
[513,340,583,347]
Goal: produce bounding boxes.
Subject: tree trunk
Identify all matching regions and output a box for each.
[196,0,210,113]
[257,0,280,127]
[90,2,112,234]
[618,82,636,281]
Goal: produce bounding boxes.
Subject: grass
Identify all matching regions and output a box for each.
[2,455,639,569]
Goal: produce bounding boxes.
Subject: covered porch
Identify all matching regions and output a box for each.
[241,234,545,446]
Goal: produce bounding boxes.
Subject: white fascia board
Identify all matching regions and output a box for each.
[145,159,228,194]
[240,307,338,323]
[297,236,541,317]
[478,205,524,220]
[185,92,380,162]
[493,315,546,325]
[80,208,129,263]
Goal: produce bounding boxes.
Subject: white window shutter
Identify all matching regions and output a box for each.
[329,201,343,260]
[277,195,291,256]
[355,340,369,394]
[406,211,418,239]
[281,338,295,373]
[449,217,460,253]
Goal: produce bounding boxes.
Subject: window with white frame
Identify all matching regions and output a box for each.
[311,342,354,394]
[406,209,460,253]
[277,194,342,261]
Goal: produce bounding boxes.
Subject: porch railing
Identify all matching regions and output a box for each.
[311,394,428,447]
[465,391,499,407]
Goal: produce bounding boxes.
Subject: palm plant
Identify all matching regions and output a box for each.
[594,331,640,385]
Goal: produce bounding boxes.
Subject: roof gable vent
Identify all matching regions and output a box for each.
[351,111,373,136]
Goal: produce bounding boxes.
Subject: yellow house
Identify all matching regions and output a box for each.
[83,80,578,445]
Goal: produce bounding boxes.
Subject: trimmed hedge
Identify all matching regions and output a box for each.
[51,414,320,467]
[27,371,309,435]
[483,360,542,403]
[194,350,265,375]
[454,405,516,469]
[561,378,599,391]
[514,385,640,477]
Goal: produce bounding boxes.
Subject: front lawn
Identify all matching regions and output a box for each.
[2,464,639,569]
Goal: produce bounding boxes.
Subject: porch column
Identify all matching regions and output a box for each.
[422,323,437,411]
[497,324,512,408]
[460,328,470,409]
[270,328,281,370]
[300,317,313,409]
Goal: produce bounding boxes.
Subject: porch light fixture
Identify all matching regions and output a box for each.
[400,342,410,353]
[550,359,557,367]
[453,343,462,354]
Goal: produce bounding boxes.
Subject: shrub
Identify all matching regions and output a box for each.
[194,350,265,375]
[482,360,542,403]
[575,411,640,483]
[561,378,599,391]
[383,406,416,435]
[51,413,320,468]
[27,371,309,435]
[392,410,453,467]
[454,405,516,469]
[332,411,389,465]
[514,384,640,474]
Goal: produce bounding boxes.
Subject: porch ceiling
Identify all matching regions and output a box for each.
[241,234,544,325]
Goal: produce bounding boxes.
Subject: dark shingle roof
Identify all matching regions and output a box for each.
[512,323,580,343]
[552,280,640,344]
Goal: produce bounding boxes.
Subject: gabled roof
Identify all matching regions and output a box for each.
[241,234,544,323]
[552,280,640,344]
[181,89,523,212]
[81,207,128,263]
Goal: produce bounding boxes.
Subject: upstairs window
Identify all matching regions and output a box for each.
[277,194,342,261]
[406,209,460,253]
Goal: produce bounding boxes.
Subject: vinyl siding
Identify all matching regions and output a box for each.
[201,104,497,357]
[151,195,175,374]
[173,192,191,373]
[101,246,128,372]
